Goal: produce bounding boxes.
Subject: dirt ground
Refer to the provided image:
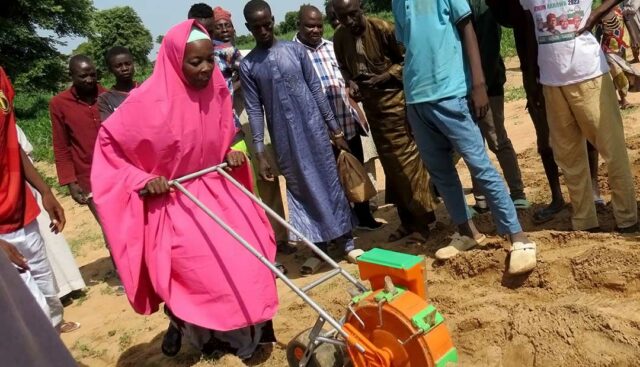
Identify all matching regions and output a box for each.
[56,61,640,367]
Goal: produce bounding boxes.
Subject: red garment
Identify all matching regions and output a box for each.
[0,67,39,234]
[50,85,107,193]
[213,6,232,22]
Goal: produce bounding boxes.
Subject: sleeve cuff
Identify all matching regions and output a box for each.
[454,11,472,25]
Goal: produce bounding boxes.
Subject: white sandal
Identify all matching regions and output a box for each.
[346,249,365,264]
[435,233,487,260]
[508,242,537,275]
[300,257,324,276]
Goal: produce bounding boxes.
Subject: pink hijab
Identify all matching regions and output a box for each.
[91,20,277,330]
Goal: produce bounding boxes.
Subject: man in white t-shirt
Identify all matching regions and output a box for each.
[520,0,638,233]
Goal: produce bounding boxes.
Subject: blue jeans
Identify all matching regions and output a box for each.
[407,97,522,235]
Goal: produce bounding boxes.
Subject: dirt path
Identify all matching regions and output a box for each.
[56,68,640,366]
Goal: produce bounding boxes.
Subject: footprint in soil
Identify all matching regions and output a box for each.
[571,246,640,292]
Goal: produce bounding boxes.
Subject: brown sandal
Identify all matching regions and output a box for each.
[60,321,81,333]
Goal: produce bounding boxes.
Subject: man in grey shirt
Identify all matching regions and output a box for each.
[97,46,137,121]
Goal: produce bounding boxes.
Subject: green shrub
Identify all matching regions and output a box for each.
[14,91,55,163]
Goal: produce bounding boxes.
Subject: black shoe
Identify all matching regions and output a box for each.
[532,202,565,224]
[277,241,297,255]
[472,204,490,214]
[615,222,640,234]
[583,226,604,233]
[356,219,385,231]
[161,324,182,357]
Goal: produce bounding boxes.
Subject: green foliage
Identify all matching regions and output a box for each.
[369,11,394,23]
[0,0,94,91]
[99,63,154,88]
[236,34,256,50]
[363,0,392,13]
[501,27,517,58]
[13,56,68,92]
[83,6,153,71]
[323,0,391,12]
[277,10,301,35]
[156,35,164,44]
[505,86,526,102]
[14,91,55,163]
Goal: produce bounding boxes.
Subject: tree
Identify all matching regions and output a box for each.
[85,6,153,71]
[362,0,391,12]
[323,0,391,13]
[156,35,164,44]
[0,0,94,91]
[277,11,299,35]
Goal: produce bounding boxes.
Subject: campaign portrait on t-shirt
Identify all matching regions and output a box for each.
[520,0,609,86]
[531,2,585,43]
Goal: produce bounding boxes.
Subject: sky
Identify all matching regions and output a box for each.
[56,0,327,57]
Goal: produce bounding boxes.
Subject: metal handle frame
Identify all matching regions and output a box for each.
[142,163,370,343]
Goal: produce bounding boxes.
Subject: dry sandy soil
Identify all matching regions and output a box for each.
[55,62,640,366]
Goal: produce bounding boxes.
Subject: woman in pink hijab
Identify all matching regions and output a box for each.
[90,20,278,360]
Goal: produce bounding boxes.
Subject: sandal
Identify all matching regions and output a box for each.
[60,321,81,333]
[345,249,365,264]
[300,257,324,276]
[435,233,487,261]
[388,226,412,242]
[513,198,532,210]
[508,242,537,275]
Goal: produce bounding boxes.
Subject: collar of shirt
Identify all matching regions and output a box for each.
[293,34,330,51]
[68,85,107,105]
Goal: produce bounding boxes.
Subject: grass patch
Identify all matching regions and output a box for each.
[75,291,89,306]
[15,91,55,163]
[118,331,133,351]
[505,86,526,102]
[69,232,104,257]
[100,284,115,296]
[72,340,106,359]
[501,27,517,59]
[621,105,638,116]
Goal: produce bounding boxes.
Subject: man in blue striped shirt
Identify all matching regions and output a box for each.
[294,5,383,230]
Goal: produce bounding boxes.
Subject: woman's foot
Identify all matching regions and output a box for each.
[161,323,182,357]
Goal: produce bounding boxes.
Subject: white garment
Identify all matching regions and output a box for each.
[624,0,640,11]
[16,124,86,297]
[520,0,609,86]
[34,190,86,297]
[0,221,63,328]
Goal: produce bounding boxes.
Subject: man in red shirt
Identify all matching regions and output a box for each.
[0,66,75,331]
[50,55,107,220]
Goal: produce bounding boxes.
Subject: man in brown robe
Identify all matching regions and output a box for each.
[332,0,437,241]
